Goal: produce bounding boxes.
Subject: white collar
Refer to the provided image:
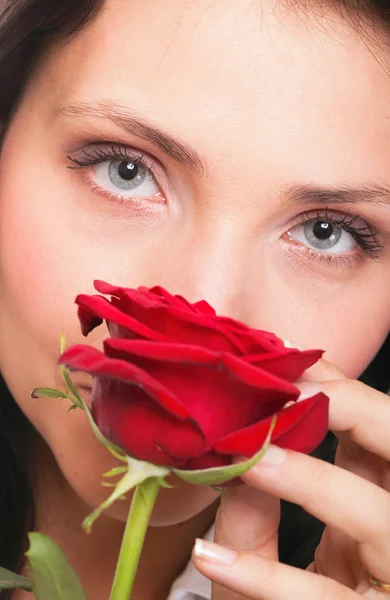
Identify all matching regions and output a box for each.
[167,524,215,600]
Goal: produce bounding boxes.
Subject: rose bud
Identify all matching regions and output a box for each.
[58,280,329,487]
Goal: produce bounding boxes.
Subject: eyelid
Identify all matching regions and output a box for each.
[286,207,383,260]
[67,142,160,172]
[66,141,177,201]
[283,241,364,270]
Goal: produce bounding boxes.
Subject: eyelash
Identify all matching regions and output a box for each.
[66,143,159,200]
[66,143,384,263]
[294,209,383,260]
[67,143,152,168]
[66,142,163,204]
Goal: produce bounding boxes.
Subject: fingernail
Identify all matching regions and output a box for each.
[296,381,323,401]
[283,339,303,350]
[255,444,287,468]
[194,539,238,565]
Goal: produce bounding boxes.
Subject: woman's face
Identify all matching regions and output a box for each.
[0,0,390,526]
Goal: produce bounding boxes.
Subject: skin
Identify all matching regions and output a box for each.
[0,0,390,598]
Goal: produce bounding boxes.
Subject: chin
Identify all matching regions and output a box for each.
[149,475,220,526]
[105,475,219,527]
[70,463,220,528]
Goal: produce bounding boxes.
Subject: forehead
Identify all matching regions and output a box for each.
[38,0,390,182]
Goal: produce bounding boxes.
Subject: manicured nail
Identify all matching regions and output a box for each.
[296,382,323,401]
[283,339,303,350]
[256,444,287,468]
[194,539,238,565]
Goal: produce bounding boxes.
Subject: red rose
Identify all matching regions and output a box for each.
[59,281,329,472]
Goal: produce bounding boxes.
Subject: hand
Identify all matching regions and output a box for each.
[192,358,390,599]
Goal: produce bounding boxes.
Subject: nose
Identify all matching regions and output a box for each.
[143,217,265,326]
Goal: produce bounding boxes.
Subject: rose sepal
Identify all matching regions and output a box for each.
[61,333,129,457]
[172,413,278,486]
[59,331,84,410]
[30,387,82,413]
[82,455,170,533]
[31,371,127,458]
[75,384,127,459]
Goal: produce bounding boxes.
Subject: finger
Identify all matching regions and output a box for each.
[212,484,280,599]
[238,445,390,582]
[334,440,386,490]
[297,377,390,463]
[193,539,360,600]
[299,355,347,382]
[297,359,390,487]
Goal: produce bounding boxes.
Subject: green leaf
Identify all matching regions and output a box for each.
[26,533,88,600]
[173,414,278,486]
[0,566,32,591]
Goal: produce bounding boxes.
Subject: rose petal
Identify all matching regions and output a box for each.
[92,378,206,467]
[214,393,329,455]
[104,338,217,365]
[220,353,300,397]
[76,294,169,341]
[245,349,323,381]
[185,451,229,470]
[58,344,192,420]
[93,280,126,297]
[147,286,197,311]
[103,340,296,443]
[192,300,216,315]
[77,304,103,336]
[108,290,246,353]
[215,317,286,353]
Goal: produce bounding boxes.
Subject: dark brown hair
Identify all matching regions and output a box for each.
[0,1,389,595]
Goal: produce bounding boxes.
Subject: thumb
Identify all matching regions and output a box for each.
[211,483,280,599]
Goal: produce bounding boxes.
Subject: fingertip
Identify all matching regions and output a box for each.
[296,381,323,400]
[300,355,346,382]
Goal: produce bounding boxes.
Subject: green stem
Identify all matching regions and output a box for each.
[110,477,161,600]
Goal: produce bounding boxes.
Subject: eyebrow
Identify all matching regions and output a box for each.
[55,101,390,208]
[280,183,390,207]
[54,100,207,176]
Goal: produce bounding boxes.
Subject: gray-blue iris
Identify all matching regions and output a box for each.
[108,159,147,190]
[304,220,342,249]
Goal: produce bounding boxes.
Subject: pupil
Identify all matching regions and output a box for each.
[118,161,138,181]
[313,221,333,240]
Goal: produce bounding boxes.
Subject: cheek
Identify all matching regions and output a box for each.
[0,128,75,337]
[0,144,219,527]
[266,263,390,379]
[0,177,86,401]
[313,299,389,379]
[1,207,66,332]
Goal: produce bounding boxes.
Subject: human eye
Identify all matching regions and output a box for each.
[66,143,166,206]
[284,209,383,265]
